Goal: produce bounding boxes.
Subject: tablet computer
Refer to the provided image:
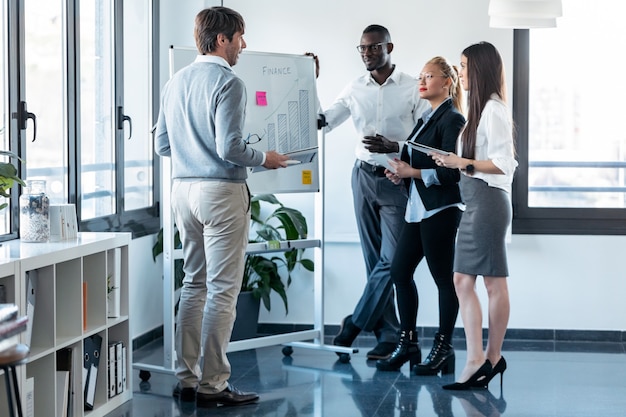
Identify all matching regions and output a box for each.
[370,153,396,173]
[406,141,450,156]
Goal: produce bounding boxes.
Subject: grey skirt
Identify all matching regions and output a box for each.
[454,175,511,277]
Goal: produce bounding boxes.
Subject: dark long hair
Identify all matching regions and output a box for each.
[460,42,506,159]
[194,7,245,55]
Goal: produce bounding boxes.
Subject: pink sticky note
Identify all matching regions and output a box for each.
[256,91,267,106]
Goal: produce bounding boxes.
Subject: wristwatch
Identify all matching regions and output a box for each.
[464,161,475,175]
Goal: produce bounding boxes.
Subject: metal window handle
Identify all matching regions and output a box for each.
[117,106,132,140]
[15,101,37,142]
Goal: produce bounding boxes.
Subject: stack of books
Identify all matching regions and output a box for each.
[0,303,28,352]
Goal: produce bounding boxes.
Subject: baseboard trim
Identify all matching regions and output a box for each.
[133,326,164,351]
[257,323,626,344]
[133,324,626,351]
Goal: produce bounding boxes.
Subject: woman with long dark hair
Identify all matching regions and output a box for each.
[431,42,517,390]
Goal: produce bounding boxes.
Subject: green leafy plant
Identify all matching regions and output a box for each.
[244,194,314,314]
[0,150,26,210]
[152,194,313,314]
[107,274,118,294]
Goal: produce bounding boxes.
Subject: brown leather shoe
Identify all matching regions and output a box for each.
[196,383,259,408]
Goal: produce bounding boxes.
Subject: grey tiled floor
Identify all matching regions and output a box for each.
[108,338,626,417]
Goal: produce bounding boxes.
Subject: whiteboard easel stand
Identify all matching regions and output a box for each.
[134,127,357,379]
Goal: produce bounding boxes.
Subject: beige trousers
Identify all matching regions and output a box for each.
[171,179,250,394]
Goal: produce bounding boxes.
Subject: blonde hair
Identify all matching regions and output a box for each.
[425,56,464,115]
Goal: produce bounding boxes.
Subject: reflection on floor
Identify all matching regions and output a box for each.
[106,338,626,417]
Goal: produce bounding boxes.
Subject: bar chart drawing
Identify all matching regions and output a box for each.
[257,84,313,154]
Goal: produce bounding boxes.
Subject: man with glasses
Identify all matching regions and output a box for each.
[322,24,429,361]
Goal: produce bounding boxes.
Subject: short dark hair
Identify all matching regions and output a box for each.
[194,7,245,54]
[362,24,391,43]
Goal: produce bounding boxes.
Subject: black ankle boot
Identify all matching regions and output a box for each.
[375,330,421,371]
[413,332,455,375]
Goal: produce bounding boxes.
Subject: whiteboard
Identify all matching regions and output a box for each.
[169,47,320,194]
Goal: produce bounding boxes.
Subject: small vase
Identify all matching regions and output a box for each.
[19,180,50,242]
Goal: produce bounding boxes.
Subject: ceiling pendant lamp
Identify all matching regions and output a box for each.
[489,0,563,28]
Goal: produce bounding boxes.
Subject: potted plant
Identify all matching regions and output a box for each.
[0,150,26,209]
[152,194,314,339]
[232,194,313,340]
[244,194,314,313]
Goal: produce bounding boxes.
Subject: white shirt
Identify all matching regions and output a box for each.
[459,97,518,193]
[323,67,429,165]
[406,98,465,223]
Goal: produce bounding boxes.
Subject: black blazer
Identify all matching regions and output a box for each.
[400,99,466,211]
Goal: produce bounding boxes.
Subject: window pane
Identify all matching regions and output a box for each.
[80,0,115,219]
[528,0,626,208]
[24,0,68,205]
[0,0,9,235]
[123,0,153,210]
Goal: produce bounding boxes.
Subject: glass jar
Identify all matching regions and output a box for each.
[19,180,50,242]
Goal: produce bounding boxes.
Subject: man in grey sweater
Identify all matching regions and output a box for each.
[155,6,287,408]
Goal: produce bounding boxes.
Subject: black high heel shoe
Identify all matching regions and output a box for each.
[442,360,492,390]
[483,357,507,389]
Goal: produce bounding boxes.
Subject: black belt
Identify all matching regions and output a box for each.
[358,160,387,177]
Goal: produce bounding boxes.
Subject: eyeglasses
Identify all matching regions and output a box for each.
[244,132,264,145]
[417,73,447,82]
[356,42,387,53]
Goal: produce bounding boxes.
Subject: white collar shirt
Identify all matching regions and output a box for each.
[459,96,518,193]
[324,67,430,165]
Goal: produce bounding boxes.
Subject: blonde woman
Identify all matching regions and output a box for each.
[364,56,465,374]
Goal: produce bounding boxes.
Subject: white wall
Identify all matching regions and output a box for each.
[149,0,626,335]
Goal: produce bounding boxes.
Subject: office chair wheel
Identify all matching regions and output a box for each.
[139,370,151,382]
[282,346,294,357]
[338,353,351,363]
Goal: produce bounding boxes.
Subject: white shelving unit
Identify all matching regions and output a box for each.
[0,232,131,417]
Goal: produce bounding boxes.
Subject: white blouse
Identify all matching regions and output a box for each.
[458,97,518,193]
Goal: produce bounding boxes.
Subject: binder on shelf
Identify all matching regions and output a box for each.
[56,371,70,417]
[121,343,127,391]
[23,377,35,417]
[115,341,123,394]
[25,270,38,347]
[108,343,116,398]
[83,334,102,410]
[57,348,73,417]
[107,248,121,318]
[82,337,92,406]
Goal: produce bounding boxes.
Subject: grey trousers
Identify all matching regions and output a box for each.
[171,179,250,394]
[350,161,404,343]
